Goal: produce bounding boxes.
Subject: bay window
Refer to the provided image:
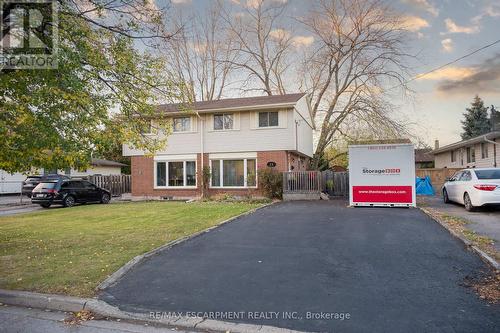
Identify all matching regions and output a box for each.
[210,158,257,187]
[155,160,197,187]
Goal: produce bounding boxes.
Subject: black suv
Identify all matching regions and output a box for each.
[31,179,111,208]
[22,174,70,197]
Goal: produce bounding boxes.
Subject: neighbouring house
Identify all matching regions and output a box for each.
[123,93,314,199]
[0,158,127,194]
[432,131,500,168]
[415,148,435,169]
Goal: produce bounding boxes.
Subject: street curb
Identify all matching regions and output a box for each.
[419,207,500,271]
[0,289,91,312]
[0,289,306,333]
[97,201,276,291]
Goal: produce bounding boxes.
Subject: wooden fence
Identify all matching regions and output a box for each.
[322,171,349,197]
[283,171,322,200]
[415,168,461,194]
[81,175,131,196]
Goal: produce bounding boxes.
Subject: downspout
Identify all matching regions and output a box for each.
[196,112,204,197]
[483,136,499,167]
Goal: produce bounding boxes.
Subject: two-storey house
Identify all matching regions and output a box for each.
[123,93,314,199]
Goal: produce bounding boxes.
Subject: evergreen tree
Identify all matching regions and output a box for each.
[490,105,500,131]
[461,96,491,140]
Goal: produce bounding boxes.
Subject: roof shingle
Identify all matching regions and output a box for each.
[157,93,306,113]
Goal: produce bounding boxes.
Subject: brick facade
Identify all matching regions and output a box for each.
[131,150,301,198]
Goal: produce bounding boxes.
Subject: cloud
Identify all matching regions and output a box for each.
[434,55,500,94]
[402,15,430,32]
[472,3,500,24]
[402,0,439,17]
[171,0,191,4]
[245,0,287,9]
[441,38,453,53]
[418,66,475,81]
[292,35,314,47]
[269,28,291,40]
[444,18,480,34]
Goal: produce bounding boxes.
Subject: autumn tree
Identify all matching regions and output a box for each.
[164,1,237,101]
[298,0,412,168]
[221,0,294,96]
[0,0,184,173]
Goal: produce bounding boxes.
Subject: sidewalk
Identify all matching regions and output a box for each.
[0,304,197,333]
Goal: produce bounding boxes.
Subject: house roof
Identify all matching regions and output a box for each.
[349,138,412,145]
[91,158,127,167]
[432,131,500,154]
[415,148,434,162]
[157,93,306,114]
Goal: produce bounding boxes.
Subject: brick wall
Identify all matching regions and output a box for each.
[131,150,298,198]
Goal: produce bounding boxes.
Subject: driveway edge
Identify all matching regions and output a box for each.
[0,288,306,333]
[419,207,500,271]
[97,202,276,291]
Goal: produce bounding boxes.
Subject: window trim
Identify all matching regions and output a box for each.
[481,142,489,159]
[209,158,258,189]
[258,111,279,128]
[213,113,235,131]
[172,116,192,133]
[154,160,197,189]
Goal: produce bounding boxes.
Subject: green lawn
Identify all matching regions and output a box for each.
[0,201,261,297]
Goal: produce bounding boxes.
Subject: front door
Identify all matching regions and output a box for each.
[83,181,101,202]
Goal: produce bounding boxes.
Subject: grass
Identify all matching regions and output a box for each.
[0,201,261,297]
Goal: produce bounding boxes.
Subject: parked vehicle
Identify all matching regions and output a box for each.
[22,174,70,197]
[31,179,111,208]
[442,168,500,211]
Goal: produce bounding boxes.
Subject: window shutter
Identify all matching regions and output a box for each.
[190,116,197,132]
[279,110,287,128]
[233,113,240,130]
[208,114,214,131]
[249,112,257,130]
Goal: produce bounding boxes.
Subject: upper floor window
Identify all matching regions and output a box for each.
[466,147,475,163]
[173,117,191,132]
[481,143,489,159]
[450,150,456,163]
[259,111,279,127]
[214,113,233,130]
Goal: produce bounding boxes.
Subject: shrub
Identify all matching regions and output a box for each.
[258,168,283,199]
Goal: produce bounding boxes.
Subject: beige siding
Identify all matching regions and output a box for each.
[70,166,122,176]
[123,99,314,158]
[434,141,499,168]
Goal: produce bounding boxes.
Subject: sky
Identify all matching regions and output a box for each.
[165,0,500,147]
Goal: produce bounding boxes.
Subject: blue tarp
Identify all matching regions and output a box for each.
[416,176,435,195]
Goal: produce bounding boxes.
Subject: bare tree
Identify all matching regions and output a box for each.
[300,0,413,168]
[163,1,237,101]
[221,0,293,96]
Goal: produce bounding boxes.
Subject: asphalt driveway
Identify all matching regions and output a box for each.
[420,195,500,251]
[100,201,499,333]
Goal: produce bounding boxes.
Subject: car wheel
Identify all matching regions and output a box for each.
[464,193,474,212]
[40,203,51,208]
[101,193,110,204]
[443,188,450,204]
[63,195,75,208]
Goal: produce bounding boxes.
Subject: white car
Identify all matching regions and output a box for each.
[442,168,500,211]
